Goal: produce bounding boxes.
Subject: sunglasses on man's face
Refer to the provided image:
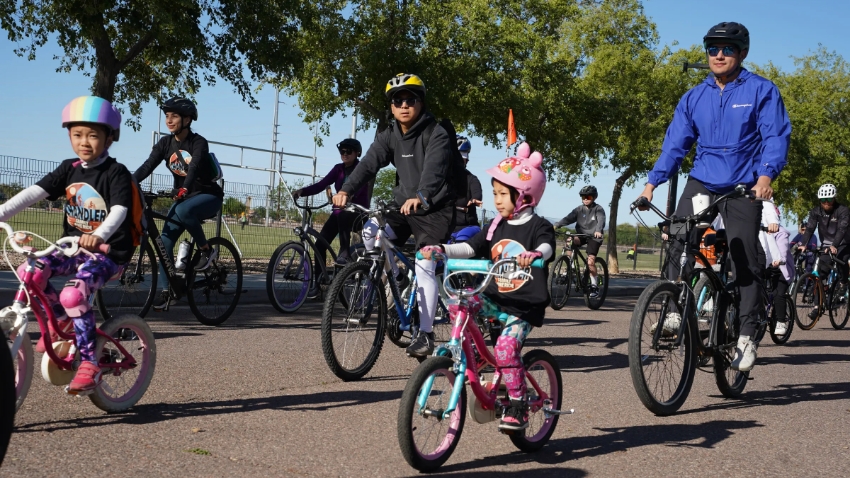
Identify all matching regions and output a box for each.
[820,197,834,203]
[582,195,594,201]
[391,97,419,107]
[707,45,738,57]
[339,149,354,155]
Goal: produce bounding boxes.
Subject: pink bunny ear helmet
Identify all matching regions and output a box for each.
[485,142,546,239]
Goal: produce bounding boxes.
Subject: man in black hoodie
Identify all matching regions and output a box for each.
[333,73,456,357]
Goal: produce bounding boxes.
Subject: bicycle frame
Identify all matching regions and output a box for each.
[7,253,137,373]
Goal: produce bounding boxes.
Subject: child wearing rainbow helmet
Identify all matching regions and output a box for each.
[419,143,555,431]
[0,96,136,393]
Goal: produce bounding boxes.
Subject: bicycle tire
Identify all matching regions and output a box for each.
[397,356,466,472]
[321,261,387,381]
[7,326,32,412]
[96,240,158,320]
[266,241,311,313]
[793,273,822,330]
[712,296,748,398]
[584,258,608,310]
[0,331,14,465]
[187,237,243,326]
[828,281,850,330]
[90,315,157,412]
[769,295,795,345]
[387,279,415,348]
[509,349,562,452]
[548,256,571,310]
[628,281,696,416]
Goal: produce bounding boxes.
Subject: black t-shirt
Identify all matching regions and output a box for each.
[36,157,135,264]
[133,132,224,199]
[465,215,556,327]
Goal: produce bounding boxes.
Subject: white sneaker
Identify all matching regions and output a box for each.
[774,321,788,335]
[650,312,682,336]
[731,335,757,372]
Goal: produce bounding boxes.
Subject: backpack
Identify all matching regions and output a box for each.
[207,152,224,182]
[71,160,147,247]
[387,117,468,206]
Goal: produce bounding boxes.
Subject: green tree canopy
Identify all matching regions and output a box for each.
[1,0,337,127]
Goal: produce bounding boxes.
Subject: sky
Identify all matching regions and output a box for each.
[1,0,848,227]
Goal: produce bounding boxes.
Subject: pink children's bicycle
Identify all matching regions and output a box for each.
[0,222,156,412]
[397,256,571,472]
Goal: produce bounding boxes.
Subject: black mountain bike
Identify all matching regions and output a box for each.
[96,192,244,326]
[549,232,608,310]
[792,247,849,330]
[627,186,773,415]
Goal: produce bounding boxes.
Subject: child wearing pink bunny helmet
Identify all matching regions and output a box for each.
[419,142,555,431]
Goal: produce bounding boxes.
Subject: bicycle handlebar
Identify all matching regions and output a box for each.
[413,251,544,298]
[293,198,330,211]
[0,222,110,257]
[344,202,400,217]
[630,184,757,225]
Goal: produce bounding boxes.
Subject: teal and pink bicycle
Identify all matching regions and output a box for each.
[397,255,569,472]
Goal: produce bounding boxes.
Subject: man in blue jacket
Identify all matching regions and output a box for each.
[638,22,791,372]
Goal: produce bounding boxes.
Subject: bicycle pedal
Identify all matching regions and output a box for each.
[543,406,575,416]
[64,386,95,397]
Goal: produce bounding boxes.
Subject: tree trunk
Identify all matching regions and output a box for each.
[607,166,636,274]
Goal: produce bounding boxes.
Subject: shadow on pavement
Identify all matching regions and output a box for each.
[555,352,628,373]
[437,419,758,474]
[436,466,586,477]
[14,389,403,432]
[694,381,850,414]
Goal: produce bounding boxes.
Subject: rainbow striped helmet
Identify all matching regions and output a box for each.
[61,96,122,141]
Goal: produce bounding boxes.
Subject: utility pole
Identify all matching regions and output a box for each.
[269,87,284,227]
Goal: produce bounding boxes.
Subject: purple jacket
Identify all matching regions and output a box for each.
[300,161,371,211]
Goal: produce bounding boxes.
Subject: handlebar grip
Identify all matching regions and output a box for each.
[97,243,111,254]
[531,258,545,268]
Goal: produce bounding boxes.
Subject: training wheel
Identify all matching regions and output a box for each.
[41,341,75,386]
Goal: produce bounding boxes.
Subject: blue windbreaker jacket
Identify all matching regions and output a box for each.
[647,68,791,193]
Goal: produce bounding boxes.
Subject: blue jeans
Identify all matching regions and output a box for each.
[159,193,223,286]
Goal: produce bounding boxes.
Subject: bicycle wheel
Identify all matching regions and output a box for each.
[266,241,311,313]
[0,331,14,465]
[793,273,822,330]
[321,261,387,381]
[584,258,608,310]
[770,295,795,345]
[187,237,243,326]
[7,326,32,412]
[628,281,696,416]
[387,279,415,349]
[90,315,156,412]
[548,256,572,310]
[96,240,157,319]
[397,356,466,472]
[713,297,748,398]
[509,349,562,452]
[828,281,850,330]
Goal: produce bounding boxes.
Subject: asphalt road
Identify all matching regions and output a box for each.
[4,295,850,477]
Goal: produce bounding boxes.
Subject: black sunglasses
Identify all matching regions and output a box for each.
[707,45,738,57]
[339,149,355,155]
[820,197,834,203]
[391,97,419,107]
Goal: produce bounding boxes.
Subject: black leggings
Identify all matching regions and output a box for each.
[767,269,789,322]
[315,210,364,270]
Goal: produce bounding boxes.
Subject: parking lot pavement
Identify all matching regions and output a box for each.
[5,297,850,476]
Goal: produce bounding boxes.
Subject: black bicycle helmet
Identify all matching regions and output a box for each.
[703,22,750,51]
[579,185,598,199]
[336,138,362,155]
[161,97,198,121]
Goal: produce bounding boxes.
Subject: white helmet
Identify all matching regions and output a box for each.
[818,183,837,199]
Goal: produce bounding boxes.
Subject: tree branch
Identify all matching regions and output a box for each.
[117,24,158,71]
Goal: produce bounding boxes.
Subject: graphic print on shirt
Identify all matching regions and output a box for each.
[491,238,530,293]
[64,182,107,233]
[168,150,192,177]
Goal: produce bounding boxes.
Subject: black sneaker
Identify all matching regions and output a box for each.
[405,330,434,358]
[589,285,599,298]
[193,248,218,272]
[395,269,411,292]
[808,307,819,320]
[499,399,529,432]
[153,290,178,311]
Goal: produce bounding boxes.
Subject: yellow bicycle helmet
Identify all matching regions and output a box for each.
[385,73,426,99]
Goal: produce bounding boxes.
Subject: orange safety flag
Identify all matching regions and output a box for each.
[507,109,517,147]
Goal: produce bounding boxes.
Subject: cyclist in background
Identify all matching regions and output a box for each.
[333,73,457,358]
[790,221,818,273]
[637,22,791,372]
[762,202,793,335]
[292,138,371,289]
[133,97,224,310]
[453,136,483,232]
[554,185,606,298]
[798,183,850,319]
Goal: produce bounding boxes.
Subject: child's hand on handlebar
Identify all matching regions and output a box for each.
[516,250,543,268]
[419,245,444,260]
[79,234,104,252]
[332,191,349,207]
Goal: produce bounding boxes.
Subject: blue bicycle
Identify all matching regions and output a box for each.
[320,203,455,381]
